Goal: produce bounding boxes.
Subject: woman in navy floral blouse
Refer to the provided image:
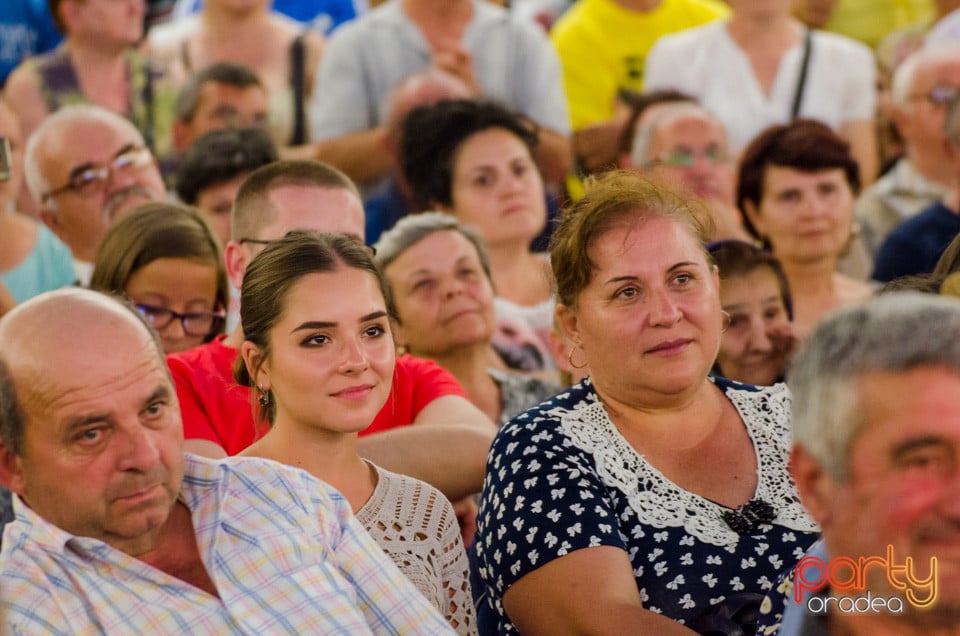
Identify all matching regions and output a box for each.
[474,170,818,635]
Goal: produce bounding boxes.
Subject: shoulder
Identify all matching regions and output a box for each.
[664,0,731,19]
[492,380,596,451]
[810,28,874,61]
[651,18,725,53]
[147,15,198,56]
[716,377,793,435]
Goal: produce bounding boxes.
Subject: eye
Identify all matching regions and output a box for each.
[672,272,693,286]
[363,324,387,339]
[776,189,802,204]
[512,162,529,178]
[763,306,785,322]
[75,427,105,445]
[897,446,952,477]
[614,286,639,300]
[144,400,166,418]
[473,173,494,188]
[817,181,839,196]
[412,278,436,293]
[302,333,330,347]
[727,313,747,330]
[457,267,479,279]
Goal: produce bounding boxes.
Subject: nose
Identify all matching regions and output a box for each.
[116,423,162,473]
[158,315,186,347]
[442,275,467,299]
[339,337,370,374]
[748,319,774,353]
[647,287,682,326]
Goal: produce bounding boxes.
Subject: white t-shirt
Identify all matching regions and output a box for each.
[643,20,876,151]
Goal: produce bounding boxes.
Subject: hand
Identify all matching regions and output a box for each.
[767,322,805,362]
[430,41,480,95]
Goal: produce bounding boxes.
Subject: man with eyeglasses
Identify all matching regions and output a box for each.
[23,104,166,285]
[854,46,960,264]
[627,101,752,244]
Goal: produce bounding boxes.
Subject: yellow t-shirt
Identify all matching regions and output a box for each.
[822,0,933,48]
[551,0,728,130]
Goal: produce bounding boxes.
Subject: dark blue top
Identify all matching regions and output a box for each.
[474,377,819,634]
[0,0,61,86]
[872,201,960,282]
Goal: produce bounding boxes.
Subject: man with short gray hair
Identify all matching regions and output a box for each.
[24,104,166,284]
[766,293,960,635]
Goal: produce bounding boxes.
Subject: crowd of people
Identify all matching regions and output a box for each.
[1,0,960,634]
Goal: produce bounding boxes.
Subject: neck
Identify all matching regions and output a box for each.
[726,12,800,44]
[66,38,129,68]
[488,243,546,304]
[907,148,956,189]
[781,257,840,294]
[594,377,722,449]
[223,324,244,349]
[242,421,373,511]
[201,4,270,35]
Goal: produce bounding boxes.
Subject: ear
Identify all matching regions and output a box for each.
[555,303,581,347]
[789,445,834,528]
[240,341,268,391]
[742,199,766,239]
[224,240,248,290]
[0,440,26,497]
[58,0,81,33]
[890,105,910,140]
[618,153,633,169]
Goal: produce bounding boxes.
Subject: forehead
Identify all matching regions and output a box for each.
[456,128,529,164]
[590,216,705,269]
[196,81,268,111]
[762,165,845,190]
[914,55,960,89]
[390,230,480,272]
[262,185,365,240]
[44,120,137,174]
[280,268,385,319]
[851,367,960,456]
[654,114,725,148]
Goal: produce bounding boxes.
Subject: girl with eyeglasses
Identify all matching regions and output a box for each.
[90,202,228,354]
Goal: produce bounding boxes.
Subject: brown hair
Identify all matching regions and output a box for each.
[90,202,229,341]
[233,231,396,424]
[231,160,361,241]
[708,240,794,320]
[736,119,861,240]
[549,170,714,308]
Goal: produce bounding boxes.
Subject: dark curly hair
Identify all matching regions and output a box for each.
[398,98,539,212]
[175,127,278,205]
[736,119,861,240]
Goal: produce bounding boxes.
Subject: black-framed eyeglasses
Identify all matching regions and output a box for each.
[133,303,226,337]
[908,85,960,107]
[41,145,154,202]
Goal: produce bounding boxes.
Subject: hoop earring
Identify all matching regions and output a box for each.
[567,346,588,370]
[720,310,731,334]
[257,384,270,407]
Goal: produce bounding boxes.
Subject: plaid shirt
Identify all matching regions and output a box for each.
[0,454,453,635]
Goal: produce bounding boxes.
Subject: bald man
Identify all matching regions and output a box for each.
[0,288,452,634]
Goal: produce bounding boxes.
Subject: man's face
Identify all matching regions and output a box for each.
[38,120,165,262]
[176,82,269,153]
[3,314,184,556]
[645,114,735,204]
[897,56,960,156]
[232,185,365,286]
[196,173,248,246]
[807,367,960,625]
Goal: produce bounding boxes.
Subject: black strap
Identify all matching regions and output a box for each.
[289,33,307,146]
[790,28,813,120]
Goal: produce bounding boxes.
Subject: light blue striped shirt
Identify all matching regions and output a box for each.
[0,454,454,635]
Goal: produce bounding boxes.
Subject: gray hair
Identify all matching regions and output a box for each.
[890,45,960,110]
[629,102,726,168]
[789,293,960,479]
[373,211,494,285]
[24,105,145,213]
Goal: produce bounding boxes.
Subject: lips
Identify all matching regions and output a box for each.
[331,385,375,400]
[646,338,693,355]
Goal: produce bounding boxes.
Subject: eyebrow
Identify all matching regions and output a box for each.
[60,384,171,433]
[891,436,948,462]
[604,261,698,285]
[290,311,388,333]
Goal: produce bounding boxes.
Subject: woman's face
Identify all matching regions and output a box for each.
[446,128,546,247]
[254,268,396,435]
[385,230,496,357]
[559,216,722,405]
[69,0,145,46]
[747,166,855,265]
[124,257,221,354]
[716,266,791,386]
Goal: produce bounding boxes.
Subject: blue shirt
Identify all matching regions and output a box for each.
[0,0,61,86]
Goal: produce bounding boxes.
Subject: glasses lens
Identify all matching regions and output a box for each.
[114,147,150,172]
[663,151,695,167]
[182,312,223,336]
[69,167,109,196]
[136,304,175,330]
[931,86,958,105]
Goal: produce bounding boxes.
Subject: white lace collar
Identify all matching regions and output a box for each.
[557,382,818,547]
